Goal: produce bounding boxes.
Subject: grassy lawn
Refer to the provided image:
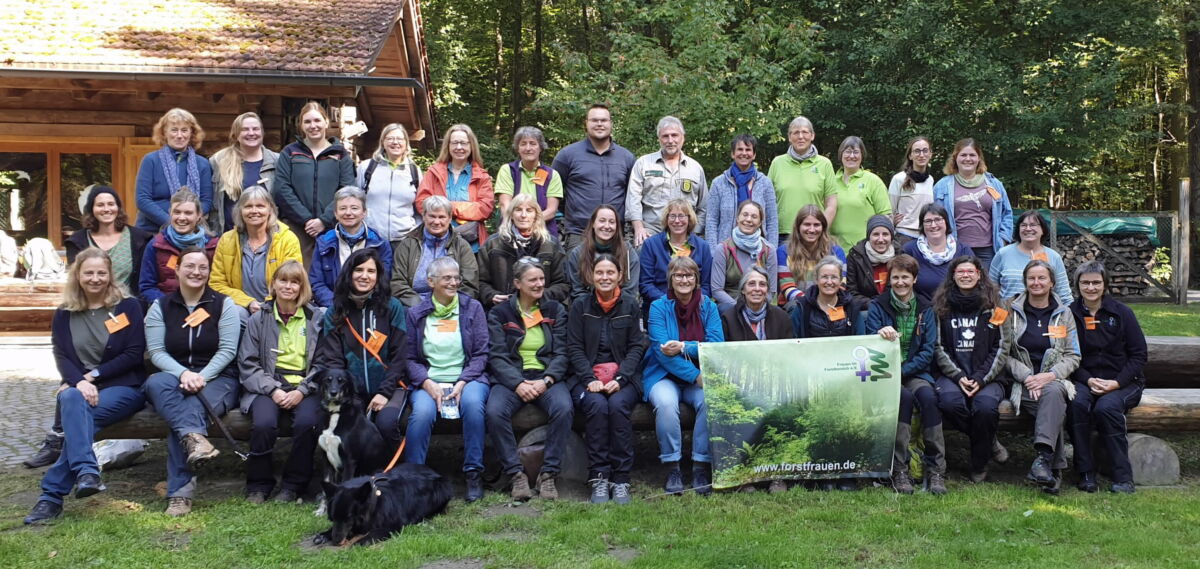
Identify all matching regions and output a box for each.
[1129,303,1200,336]
[4,432,1200,569]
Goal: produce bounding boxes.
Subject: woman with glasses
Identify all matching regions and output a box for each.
[309,187,393,307]
[888,137,936,244]
[639,199,712,307]
[478,194,569,306]
[828,137,891,250]
[416,124,494,249]
[359,123,423,249]
[989,210,1072,304]
[932,138,1013,271]
[902,203,965,303]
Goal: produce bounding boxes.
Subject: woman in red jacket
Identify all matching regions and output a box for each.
[415,124,494,250]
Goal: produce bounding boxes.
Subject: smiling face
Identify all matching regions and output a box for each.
[658,125,684,158]
[336,197,365,232]
[238,117,263,150]
[1024,265,1052,298]
[799,216,824,245]
[170,201,201,234]
[909,139,932,169]
[78,257,111,298]
[430,266,462,299]
[382,131,408,162]
[511,203,538,234]
[91,193,119,226]
[423,207,450,237]
[665,207,690,237]
[731,141,755,170]
[301,110,327,142]
[586,107,612,141]
[240,197,270,230]
[889,269,915,299]
[841,144,862,171]
[1018,216,1043,246]
[736,203,762,235]
[516,266,546,301]
[273,274,301,303]
[953,261,981,291]
[592,259,620,295]
[165,120,192,151]
[789,124,814,154]
[448,130,471,164]
[350,258,379,294]
[816,264,841,297]
[921,211,947,241]
[741,271,769,308]
[955,145,980,175]
[868,226,892,254]
[1077,272,1105,304]
[516,136,541,165]
[669,268,697,297]
[592,208,617,242]
[177,251,210,291]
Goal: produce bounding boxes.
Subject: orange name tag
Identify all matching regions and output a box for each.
[522,309,544,329]
[1046,325,1068,339]
[166,255,178,270]
[986,186,1001,200]
[827,306,846,321]
[183,307,210,328]
[365,329,387,353]
[874,271,889,285]
[531,169,548,186]
[436,319,458,333]
[1084,316,1098,330]
[1031,252,1049,262]
[105,312,130,333]
[988,307,1009,326]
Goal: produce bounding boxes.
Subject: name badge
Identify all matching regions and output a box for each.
[105,312,130,334]
[827,306,846,321]
[531,169,548,186]
[522,309,544,329]
[1045,325,1068,339]
[365,329,387,353]
[166,255,179,270]
[1031,252,1049,262]
[645,169,664,177]
[1084,316,1097,330]
[986,186,1001,200]
[988,307,1009,326]
[182,308,210,328]
[436,319,459,333]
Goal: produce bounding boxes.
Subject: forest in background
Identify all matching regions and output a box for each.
[421,0,1191,215]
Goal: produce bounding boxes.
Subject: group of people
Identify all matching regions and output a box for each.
[22,104,1147,526]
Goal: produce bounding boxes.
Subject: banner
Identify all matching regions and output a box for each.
[699,336,901,490]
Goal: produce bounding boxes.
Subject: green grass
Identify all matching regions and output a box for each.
[1130,303,1200,336]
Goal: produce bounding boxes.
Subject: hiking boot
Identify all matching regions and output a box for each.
[166,497,192,517]
[182,433,219,465]
[891,471,914,495]
[23,433,64,469]
[274,489,300,504]
[664,468,684,495]
[1028,455,1054,485]
[74,473,106,499]
[589,477,610,504]
[1077,472,1098,493]
[693,463,712,496]
[465,471,484,503]
[768,480,788,494]
[246,491,268,504]
[611,482,632,505]
[536,472,558,501]
[1042,470,1063,496]
[23,500,62,525]
[509,471,533,501]
[991,439,1009,464]
[927,472,947,496]
[1110,481,1136,494]
[969,470,988,484]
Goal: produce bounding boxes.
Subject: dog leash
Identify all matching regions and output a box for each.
[195,389,249,461]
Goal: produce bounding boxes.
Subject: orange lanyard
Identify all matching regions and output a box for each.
[345,317,387,369]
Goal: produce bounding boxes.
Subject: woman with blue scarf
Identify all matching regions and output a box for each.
[704,134,778,252]
[310,187,393,307]
[135,108,213,233]
[710,201,777,311]
[138,188,220,305]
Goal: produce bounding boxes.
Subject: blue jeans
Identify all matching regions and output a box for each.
[648,379,709,463]
[972,246,995,273]
[405,381,490,472]
[143,372,239,498]
[39,385,145,504]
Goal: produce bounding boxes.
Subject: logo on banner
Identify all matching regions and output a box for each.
[852,345,891,382]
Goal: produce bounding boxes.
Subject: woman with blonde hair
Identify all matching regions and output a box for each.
[415,124,494,249]
[932,138,1014,271]
[359,123,423,248]
[478,193,568,305]
[209,187,302,314]
[777,205,846,305]
[137,187,219,305]
[209,112,279,233]
[135,108,212,232]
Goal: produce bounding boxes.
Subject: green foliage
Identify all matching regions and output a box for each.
[797,394,887,464]
[703,370,765,426]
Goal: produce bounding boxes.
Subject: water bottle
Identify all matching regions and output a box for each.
[439,385,460,419]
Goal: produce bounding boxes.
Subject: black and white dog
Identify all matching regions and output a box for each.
[315,368,388,513]
[313,463,453,547]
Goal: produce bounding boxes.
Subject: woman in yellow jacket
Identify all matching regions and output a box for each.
[209,186,303,315]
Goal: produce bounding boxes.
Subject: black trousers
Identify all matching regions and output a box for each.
[246,394,326,494]
[1069,381,1144,483]
[486,372,573,475]
[936,377,1006,473]
[572,382,639,483]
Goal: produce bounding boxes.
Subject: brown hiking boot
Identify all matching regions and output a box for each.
[165,497,192,517]
[536,472,558,500]
[182,433,219,465]
[510,471,533,501]
[891,470,914,494]
[928,472,947,495]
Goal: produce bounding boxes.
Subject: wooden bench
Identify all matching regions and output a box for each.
[0,279,63,333]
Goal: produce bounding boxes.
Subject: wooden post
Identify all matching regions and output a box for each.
[1181,178,1191,305]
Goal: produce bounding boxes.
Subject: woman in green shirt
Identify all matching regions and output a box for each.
[767,116,837,239]
[829,136,891,250]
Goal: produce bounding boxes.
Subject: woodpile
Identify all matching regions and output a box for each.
[1057,234,1156,297]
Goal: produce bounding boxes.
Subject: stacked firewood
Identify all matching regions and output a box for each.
[1056,234,1155,297]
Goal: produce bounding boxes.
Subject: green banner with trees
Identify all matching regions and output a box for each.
[700,336,901,490]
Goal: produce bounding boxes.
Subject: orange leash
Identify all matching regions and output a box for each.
[383,437,407,473]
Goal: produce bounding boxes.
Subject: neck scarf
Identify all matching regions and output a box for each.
[788,144,818,163]
[891,291,917,354]
[165,225,207,249]
[742,301,768,340]
[157,145,201,195]
[337,223,367,248]
[349,290,372,307]
[916,235,958,266]
[731,226,765,256]
[728,162,757,203]
[431,293,459,319]
[906,168,930,185]
[669,288,704,342]
[947,287,984,314]
[865,242,896,266]
[593,238,614,254]
[954,173,985,188]
[511,225,540,259]
[596,286,621,313]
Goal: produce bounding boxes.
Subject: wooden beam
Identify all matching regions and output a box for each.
[1,88,29,98]
[70,90,100,101]
[210,92,225,104]
[0,77,358,99]
[0,124,135,137]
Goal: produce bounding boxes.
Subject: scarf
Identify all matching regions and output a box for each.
[669,288,705,342]
[165,225,207,249]
[596,287,621,313]
[594,239,614,254]
[742,302,768,340]
[728,163,757,203]
[156,146,201,194]
[731,226,765,256]
[916,235,958,266]
[337,223,367,248]
[954,173,985,188]
[788,144,818,163]
[431,293,459,319]
[947,287,984,314]
[349,290,373,307]
[905,168,930,186]
[865,243,896,266]
[891,291,917,355]
[511,226,540,259]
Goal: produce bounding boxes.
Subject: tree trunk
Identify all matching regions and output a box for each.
[581,0,592,68]
[1187,22,1200,287]
[493,17,505,135]
[510,0,524,129]
[534,0,545,87]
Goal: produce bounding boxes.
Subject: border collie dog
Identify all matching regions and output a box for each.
[314,463,454,546]
[314,368,388,513]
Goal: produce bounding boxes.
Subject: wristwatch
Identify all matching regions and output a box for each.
[542,377,553,387]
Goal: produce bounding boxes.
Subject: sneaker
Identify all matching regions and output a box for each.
[768,480,788,494]
[166,497,192,517]
[693,463,712,496]
[273,489,299,504]
[182,433,219,465]
[664,468,684,495]
[465,471,484,503]
[246,491,268,504]
[74,473,106,499]
[1110,481,1136,494]
[927,472,947,495]
[969,470,988,484]
[589,477,610,504]
[510,471,533,501]
[1027,455,1054,485]
[991,439,1009,464]
[536,472,558,501]
[23,500,62,525]
[891,471,914,495]
[1077,472,1098,493]
[611,482,632,505]
[22,434,63,468]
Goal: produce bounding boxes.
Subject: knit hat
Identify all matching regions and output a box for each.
[80,185,122,216]
[866,214,894,237]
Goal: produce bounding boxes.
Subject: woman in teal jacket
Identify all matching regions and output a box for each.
[643,255,723,496]
[932,138,1013,272]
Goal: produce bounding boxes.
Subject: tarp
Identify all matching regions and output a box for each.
[700,336,900,490]
[1016,209,1159,244]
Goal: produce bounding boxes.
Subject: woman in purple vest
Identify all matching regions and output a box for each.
[495,127,563,237]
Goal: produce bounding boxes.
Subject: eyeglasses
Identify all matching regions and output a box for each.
[911,148,932,155]
[435,275,463,284]
[383,137,407,144]
[671,273,697,281]
[667,214,689,221]
[954,269,979,275]
[922,218,946,226]
[842,148,862,156]
[1019,223,1041,229]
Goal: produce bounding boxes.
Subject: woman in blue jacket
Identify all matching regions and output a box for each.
[24,249,146,525]
[639,199,712,308]
[135,108,213,232]
[309,187,393,306]
[644,255,723,496]
[865,254,945,495]
[931,138,1013,272]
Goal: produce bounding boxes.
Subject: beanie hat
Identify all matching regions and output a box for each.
[866,214,894,237]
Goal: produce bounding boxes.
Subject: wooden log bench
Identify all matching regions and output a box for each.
[0,279,64,333]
